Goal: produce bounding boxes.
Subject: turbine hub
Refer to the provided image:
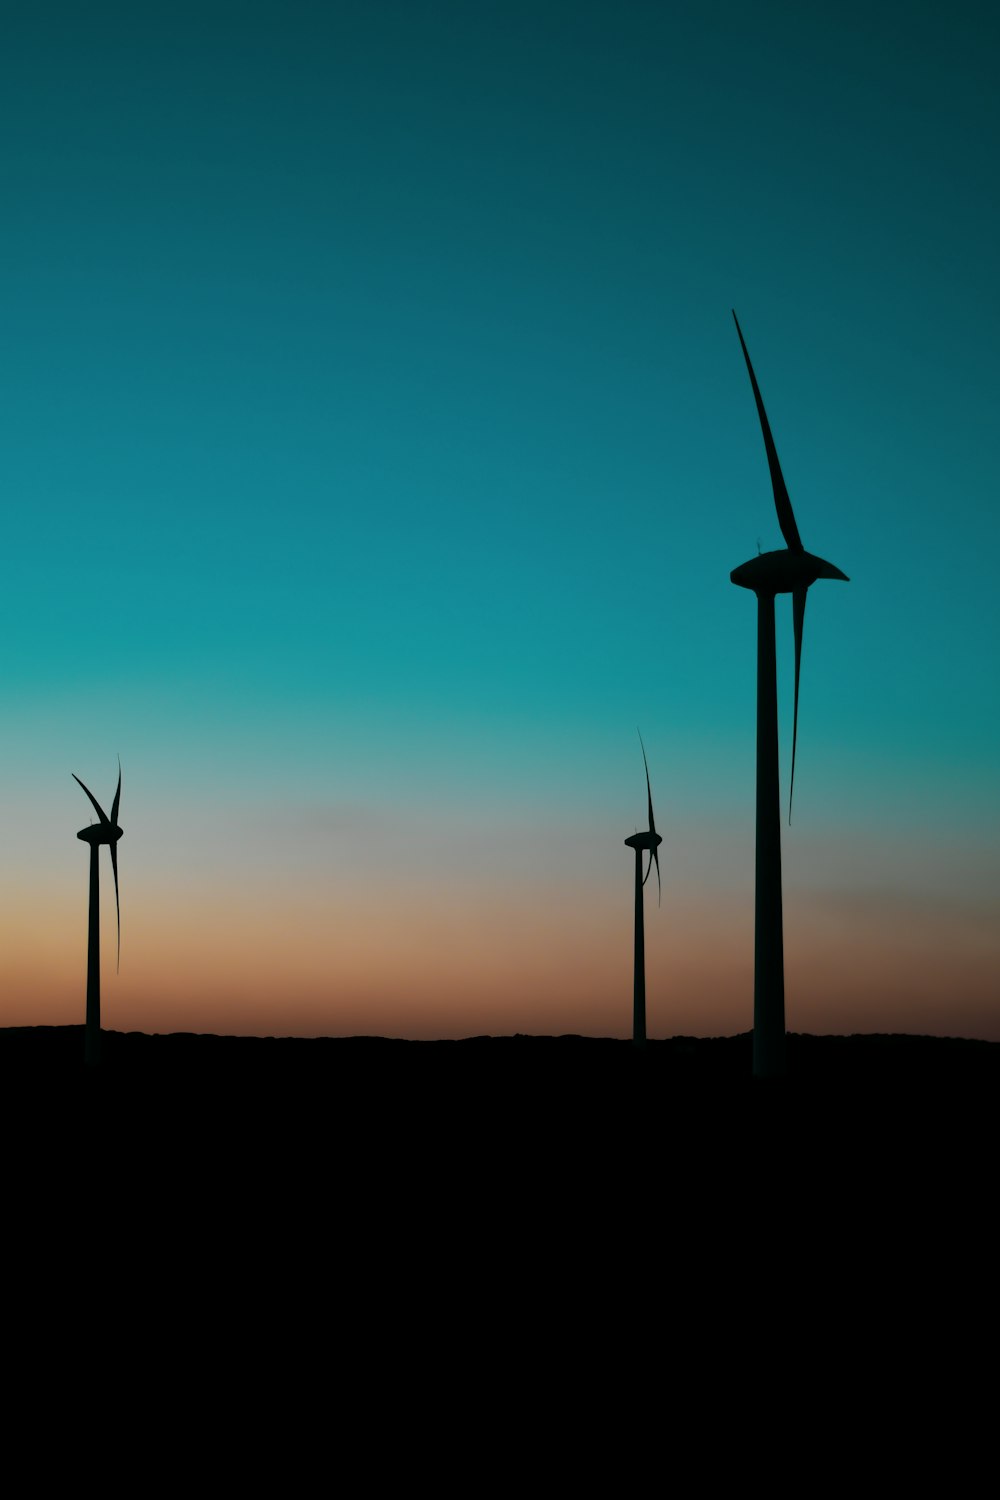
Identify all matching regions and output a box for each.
[731,547,848,594]
[625,832,662,850]
[78,825,123,845]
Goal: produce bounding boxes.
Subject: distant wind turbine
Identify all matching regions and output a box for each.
[730,311,848,1079]
[73,764,123,1067]
[624,733,662,1046]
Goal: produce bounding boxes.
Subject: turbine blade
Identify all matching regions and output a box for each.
[732,311,804,553]
[653,845,661,906]
[638,729,657,836]
[73,774,110,826]
[110,839,121,972]
[111,759,121,828]
[642,850,652,887]
[790,586,807,824]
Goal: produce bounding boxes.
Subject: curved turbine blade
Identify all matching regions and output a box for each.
[73,774,110,826]
[111,759,121,829]
[638,729,657,837]
[732,311,804,554]
[109,838,121,972]
[789,586,806,824]
[652,845,661,906]
[642,850,652,887]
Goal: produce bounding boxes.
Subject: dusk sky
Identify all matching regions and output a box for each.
[2,1,997,1041]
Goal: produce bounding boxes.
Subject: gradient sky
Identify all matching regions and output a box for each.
[2,1,997,1040]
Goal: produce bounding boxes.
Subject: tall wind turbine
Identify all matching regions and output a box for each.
[730,312,848,1079]
[624,734,662,1046]
[73,764,123,1067]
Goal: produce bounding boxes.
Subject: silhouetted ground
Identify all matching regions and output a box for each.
[3,1028,995,1319]
[3,1026,997,1146]
[3,1023,998,1086]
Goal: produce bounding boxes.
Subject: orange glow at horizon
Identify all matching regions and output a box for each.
[2,856,997,1041]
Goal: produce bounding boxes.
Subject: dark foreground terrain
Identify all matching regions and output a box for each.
[3,1023,998,1088]
[3,1025,997,1138]
[3,1028,997,1301]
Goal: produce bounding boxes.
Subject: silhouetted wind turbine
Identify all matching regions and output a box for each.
[730,312,848,1079]
[73,764,123,1067]
[624,733,662,1046]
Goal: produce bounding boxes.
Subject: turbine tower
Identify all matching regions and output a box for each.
[73,764,123,1067]
[730,311,848,1079]
[624,733,662,1046]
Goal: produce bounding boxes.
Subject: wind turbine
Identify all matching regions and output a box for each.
[73,764,123,1067]
[624,733,662,1046]
[730,311,848,1079]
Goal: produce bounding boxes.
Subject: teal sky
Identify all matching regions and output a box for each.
[2,2,998,1039]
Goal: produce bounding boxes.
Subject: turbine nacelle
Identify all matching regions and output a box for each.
[624,831,662,852]
[627,731,662,901]
[73,765,123,968]
[731,548,848,594]
[730,311,849,823]
[77,823,124,846]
